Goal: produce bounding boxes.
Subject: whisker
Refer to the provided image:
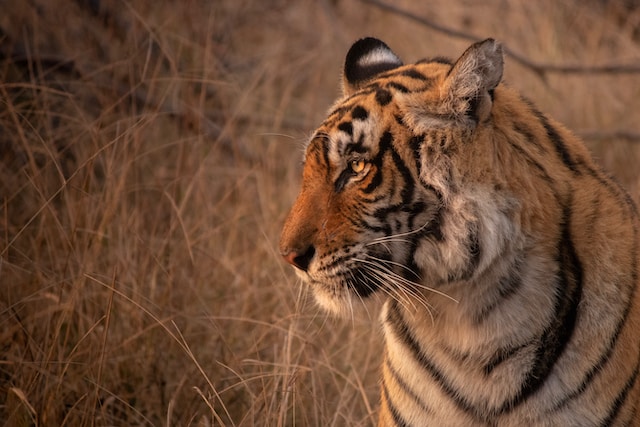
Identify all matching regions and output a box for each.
[353,258,426,305]
[357,263,434,321]
[365,219,435,247]
[348,269,375,322]
[355,256,458,304]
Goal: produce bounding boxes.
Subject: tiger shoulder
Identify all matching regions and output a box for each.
[280,37,640,426]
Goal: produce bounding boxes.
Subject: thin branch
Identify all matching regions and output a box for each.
[361,0,640,76]
[579,129,640,142]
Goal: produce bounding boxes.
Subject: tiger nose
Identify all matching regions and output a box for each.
[282,245,316,272]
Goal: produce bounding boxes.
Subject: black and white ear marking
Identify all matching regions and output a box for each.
[343,37,403,95]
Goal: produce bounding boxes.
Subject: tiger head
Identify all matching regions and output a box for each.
[280,38,516,316]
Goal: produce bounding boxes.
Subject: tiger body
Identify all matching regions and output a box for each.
[279,37,640,426]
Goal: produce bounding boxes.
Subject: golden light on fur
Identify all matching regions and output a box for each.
[280,37,640,426]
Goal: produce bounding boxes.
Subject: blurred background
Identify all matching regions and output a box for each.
[1,0,639,425]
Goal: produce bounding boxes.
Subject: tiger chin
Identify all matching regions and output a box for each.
[280,37,640,426]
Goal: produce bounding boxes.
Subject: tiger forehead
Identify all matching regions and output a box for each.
[317,104,378,161]
[306,60,452,164]
[324,61,450,126]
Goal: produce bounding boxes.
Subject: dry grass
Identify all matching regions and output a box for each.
[1,0,639,425]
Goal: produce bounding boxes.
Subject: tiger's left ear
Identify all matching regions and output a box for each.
[445,38,503,121]
[342,37,403,96]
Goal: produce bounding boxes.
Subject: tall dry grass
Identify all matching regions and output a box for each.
[1,0,639,425]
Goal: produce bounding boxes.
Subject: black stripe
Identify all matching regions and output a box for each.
[334,169,352,192]
[369,136,420,226]
[551,279,637,411]
[351,105,369,120]
[385,299,483,420]
[362,169,382,194]
[387,81,410,93]
[377,130,393,157]
[622,392,640,427]
[401,68,431,81]
[376,88,393,106]
[503,201,583,410]
[513,120,545,153]
[389,144,415,204]
[421,203,445,242]
[337,121,353,136]
[385,356,434,416]
[484,342,530,376]
[382,381,411,427]
[325,87,378,124]
[358,216,392,235]
[408,134,424,178]
[499,125,555,187]
[373,204,404,222]
[456,224,481,281]
[326,104,352,123]
[473,255,525,324]
[359,193,387,204]
[446,225,481,282]
[599,355,640,427]
[584,164,636,217]
[344,141,367,156]
[532,108,581,174]
[363,131,393,193]
[306,138,332,181]
[377,67,433,82]
[406,201,427,231]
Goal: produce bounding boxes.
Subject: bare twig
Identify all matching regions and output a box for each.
[361,0,640,76]
[579,129,640,142]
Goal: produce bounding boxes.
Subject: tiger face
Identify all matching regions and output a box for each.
[280,38,508,315]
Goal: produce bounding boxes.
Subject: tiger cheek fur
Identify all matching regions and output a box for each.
[280,37,640,426]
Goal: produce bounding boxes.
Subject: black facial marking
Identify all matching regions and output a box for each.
[351,105,369,120]
[376,88,393,106]
[401,68,430,81]
[388,81,410,93]
[334,169,352,193]
[338,121,353,136]
[409,135,425,178]
[344,142,367,156]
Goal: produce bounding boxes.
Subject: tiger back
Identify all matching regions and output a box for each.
[280,37,640,426]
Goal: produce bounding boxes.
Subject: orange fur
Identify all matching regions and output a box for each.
[280,38,640,426]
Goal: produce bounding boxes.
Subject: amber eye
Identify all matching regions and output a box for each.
[350,159,366,174]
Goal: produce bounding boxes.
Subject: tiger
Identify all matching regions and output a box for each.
[279,37,640,426]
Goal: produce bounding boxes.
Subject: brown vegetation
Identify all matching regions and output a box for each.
[1,0,639,425]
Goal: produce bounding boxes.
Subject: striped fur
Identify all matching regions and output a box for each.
[279,38,640,426]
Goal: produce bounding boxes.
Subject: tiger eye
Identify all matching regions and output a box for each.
[351,159,366,173]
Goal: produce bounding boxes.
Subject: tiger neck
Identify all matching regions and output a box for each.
[382,245,560,355]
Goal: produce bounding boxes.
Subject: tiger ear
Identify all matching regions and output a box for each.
[445,38,503,119]
[342,37,403,96]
